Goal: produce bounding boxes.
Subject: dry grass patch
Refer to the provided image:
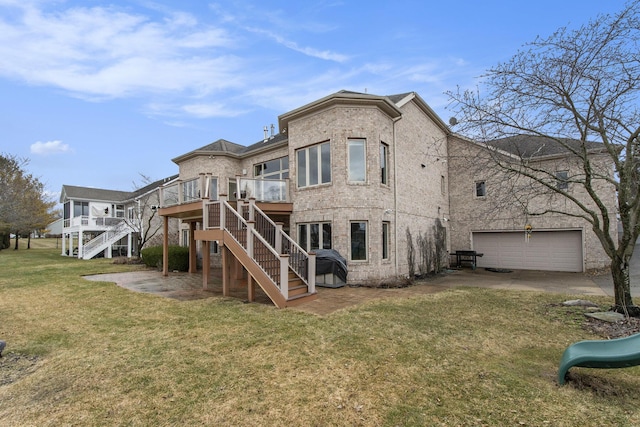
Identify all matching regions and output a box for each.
[1,246,640,426]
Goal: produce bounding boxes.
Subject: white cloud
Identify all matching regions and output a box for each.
[31,140,71,155]
[0,2,241,99]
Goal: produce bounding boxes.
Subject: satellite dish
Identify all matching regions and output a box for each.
[449,117,458,126]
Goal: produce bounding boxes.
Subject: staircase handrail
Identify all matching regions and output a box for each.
[221,202,283,289]
[81,220,131,258]
[249,202,312,288]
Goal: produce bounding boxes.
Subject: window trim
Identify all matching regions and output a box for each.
[556,170,569,190]
[296,141,331,188]
[350,220,368,261]
[475,180,486,198]
[348,138,366,183]
[297,221,332,251]
[380,142,389,186]
[382,221,390,260]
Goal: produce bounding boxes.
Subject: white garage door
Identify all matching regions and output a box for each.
[472,231,583,272]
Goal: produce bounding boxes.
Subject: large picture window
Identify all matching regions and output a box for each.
[350,221,367,261]
[348,139,366,183]
[298,222,332,251]
[297,142,331,188]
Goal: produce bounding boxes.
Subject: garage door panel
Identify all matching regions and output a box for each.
[473,231,582,272]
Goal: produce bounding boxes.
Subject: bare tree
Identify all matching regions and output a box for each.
[122,174,168,255]
[448,2,640,315]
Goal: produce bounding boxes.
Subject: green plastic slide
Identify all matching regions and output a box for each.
[558,333,640,385]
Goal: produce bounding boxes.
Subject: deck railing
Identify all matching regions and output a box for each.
[204,197,315,298]
[161,175,289,208]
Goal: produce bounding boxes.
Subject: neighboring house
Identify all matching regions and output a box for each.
[448,134,615,272]
[45,218,63,237]
[59,175,179,259]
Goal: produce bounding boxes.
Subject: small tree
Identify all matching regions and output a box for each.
[0,153,56,250]
[448,2,640,315]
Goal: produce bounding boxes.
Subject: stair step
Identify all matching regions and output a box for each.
[285,291,318,306]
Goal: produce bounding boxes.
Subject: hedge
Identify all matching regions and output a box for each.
[140,245,189,272]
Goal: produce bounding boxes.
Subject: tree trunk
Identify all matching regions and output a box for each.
[611,257,640,317]
[13,234,19,250]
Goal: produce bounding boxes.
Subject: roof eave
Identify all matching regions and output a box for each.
[278,92,403,132]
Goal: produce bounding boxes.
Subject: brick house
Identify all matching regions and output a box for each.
[157,90,615,307]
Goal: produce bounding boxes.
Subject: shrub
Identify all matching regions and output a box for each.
[140,245,189,272]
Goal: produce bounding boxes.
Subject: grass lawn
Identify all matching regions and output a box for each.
[1,240,640,426]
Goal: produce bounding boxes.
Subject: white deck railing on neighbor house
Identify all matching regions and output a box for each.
[81,219,132,259]
[64,216,123,228]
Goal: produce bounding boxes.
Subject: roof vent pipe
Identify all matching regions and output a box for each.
[263,126,268,142]
[270,124,275,137]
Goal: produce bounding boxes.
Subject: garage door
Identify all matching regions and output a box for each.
[472,230,583,272]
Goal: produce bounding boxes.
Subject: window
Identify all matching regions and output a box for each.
[348,139,366,183]
[209,177,218,200]
[127,206,136,220]
[183,179,199,202]
[350,221,367,261]
[210,241,219,254]
[254,157,289,180]
[297,141,331,188]
[441,175,446,195]
[181,229,189,247]
[382,222,390,260]
[556,170,569,190]
[380,142,389,185]
[115,204,125,218]
[73,201,89,217]
[475,180,486,198]
[298,222,332,251]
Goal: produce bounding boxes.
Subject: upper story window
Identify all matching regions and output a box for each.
[209,177,218,200]
[348,139,366,183]
[127,206,136,220]
[254,156,289,180]
[475,180,486,198]
[380,142,389,185]
[115,204,125,218]
[73,201,89,217]
[297,141,331,188]
[182,179,199,202]
[556,170,569,190]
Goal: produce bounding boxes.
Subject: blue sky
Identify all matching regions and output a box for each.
[0,0,628,202]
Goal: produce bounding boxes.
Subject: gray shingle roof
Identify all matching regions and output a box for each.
[487,135,605,158]
[61,174,178,203]
[61,185,132,203]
